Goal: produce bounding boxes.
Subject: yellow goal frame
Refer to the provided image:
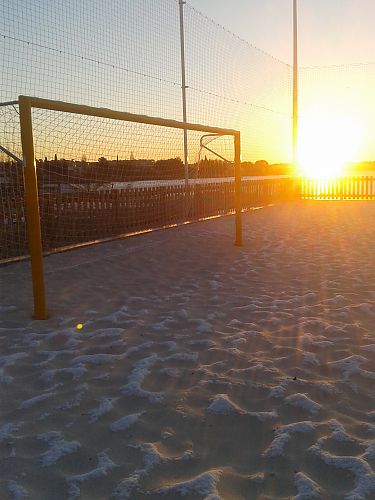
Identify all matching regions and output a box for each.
[18,95,242,320]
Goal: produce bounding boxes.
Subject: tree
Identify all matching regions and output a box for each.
[254,160,269,169]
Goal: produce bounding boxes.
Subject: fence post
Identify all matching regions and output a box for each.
[338,177,342,200]
[19,96,47,320]
[234,133,242,246]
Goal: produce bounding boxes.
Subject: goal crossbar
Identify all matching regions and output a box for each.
[20,96,240,136]
[17,95,242,320]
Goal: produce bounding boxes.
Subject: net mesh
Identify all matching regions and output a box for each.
[0,104,27,260]
[0,0,293,163]
[184,4,292,163]
[1,104,241,258]
[0,102,297,261]
[0,0,182,119]
[0,0,296,262]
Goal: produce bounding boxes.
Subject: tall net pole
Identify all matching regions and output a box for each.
[293,0,299,167]
[179,0,189,186]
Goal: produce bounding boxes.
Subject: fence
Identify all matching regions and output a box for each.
[301,176,375,200]
[1,176,297,262]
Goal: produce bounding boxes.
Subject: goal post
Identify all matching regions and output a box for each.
[15,96,242,320]
[19,96,46,320]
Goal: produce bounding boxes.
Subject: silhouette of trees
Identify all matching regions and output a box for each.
[0,153,295,196]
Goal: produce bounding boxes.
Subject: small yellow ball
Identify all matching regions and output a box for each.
[76,323,83,330]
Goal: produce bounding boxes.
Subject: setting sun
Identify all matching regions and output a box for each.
[297,113,362,178]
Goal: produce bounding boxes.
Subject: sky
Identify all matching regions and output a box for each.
[188,0,375,66]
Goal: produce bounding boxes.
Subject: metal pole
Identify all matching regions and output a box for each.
[0,100,19,107]
[0,144,23,164]
[292,0,298,167]
[19,96,47,320]
[179,0,189,186]
[234,133,242,246]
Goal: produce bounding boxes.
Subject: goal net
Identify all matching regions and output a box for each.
[1,97,240,263]
[1,96,241,318]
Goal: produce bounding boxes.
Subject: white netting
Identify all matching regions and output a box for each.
[0,0,182,119]
[0,0,296,262]
[184,3,292,163]
[0,0,293,164]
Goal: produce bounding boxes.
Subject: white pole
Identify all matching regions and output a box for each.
[179,0,189,186]
[293,0,298,167]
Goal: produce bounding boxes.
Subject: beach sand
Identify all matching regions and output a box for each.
[0,201,374,499]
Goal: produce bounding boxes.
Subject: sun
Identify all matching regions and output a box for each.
[297,113,361,178]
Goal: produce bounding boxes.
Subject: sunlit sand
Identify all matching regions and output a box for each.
[1,202,375,499]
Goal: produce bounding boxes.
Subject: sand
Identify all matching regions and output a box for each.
[0,200,374,499]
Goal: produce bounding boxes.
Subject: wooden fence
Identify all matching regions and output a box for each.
[3,176,375,262]
[301,176,375,200]
[0,177,297,261]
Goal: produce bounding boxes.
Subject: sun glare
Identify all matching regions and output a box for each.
[297,113,361,178]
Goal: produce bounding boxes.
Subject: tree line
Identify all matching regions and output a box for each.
[0,156,294,187]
